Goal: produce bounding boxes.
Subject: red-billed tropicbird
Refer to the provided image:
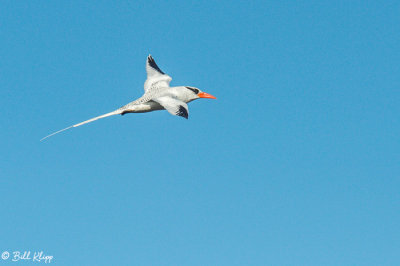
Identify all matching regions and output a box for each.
[41,55,216,141]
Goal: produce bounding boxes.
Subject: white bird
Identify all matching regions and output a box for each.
[40,55,216,141]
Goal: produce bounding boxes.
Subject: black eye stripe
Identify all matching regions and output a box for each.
[186,87,199,94]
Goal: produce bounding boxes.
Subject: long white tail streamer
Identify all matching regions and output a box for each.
[40,110,122,141]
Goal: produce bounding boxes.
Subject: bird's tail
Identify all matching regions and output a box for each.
[40,109,122,141]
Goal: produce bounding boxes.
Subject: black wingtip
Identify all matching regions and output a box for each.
[147,55,165,74]
[177,105,189,119]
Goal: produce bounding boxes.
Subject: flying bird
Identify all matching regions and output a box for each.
[41,55,216,141]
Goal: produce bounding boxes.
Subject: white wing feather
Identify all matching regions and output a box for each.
[153,96,189,119]
[144,55,172,92]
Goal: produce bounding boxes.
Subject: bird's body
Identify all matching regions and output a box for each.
[41,55,216,141]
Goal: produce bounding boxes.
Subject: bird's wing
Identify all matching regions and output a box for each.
[144,55,172,93]
[153,96,189,119]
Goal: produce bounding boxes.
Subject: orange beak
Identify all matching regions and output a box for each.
[198,92,217,99]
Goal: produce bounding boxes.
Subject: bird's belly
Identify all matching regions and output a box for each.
[122,101,164,114]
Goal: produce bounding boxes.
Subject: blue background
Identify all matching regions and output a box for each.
[1,1,399,265]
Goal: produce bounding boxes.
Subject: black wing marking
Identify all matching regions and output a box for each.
[177,105,189,119]
[147,55,165,75]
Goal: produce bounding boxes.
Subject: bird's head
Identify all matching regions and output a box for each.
[185,86,217,101]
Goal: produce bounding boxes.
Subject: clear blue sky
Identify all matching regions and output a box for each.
[1,1,399,265]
